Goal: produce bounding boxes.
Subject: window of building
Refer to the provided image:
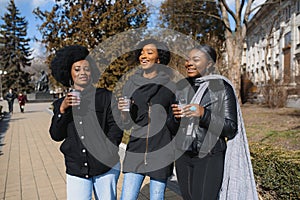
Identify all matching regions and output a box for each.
[255,68,259,84]
[279,10,284,22]
[298,26,300,45]
[275,64,280,80]
[285,6,291,21]
[260,67,264,83]
[281,6,291,21]
[274,19,279,29]
[297,0,300,13]
[250,70,254,82]
[296,59,300,76]
[270,36,274,47]
[284,32,291,47]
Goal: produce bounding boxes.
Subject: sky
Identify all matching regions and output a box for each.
[0,0,56,57]
[0,0,163,57]
[0,0,266,57]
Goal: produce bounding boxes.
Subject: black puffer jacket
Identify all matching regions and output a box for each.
[49,85,123,178]
[175,77,238,156]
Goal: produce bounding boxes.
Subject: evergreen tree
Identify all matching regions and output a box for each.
[33,0,148,90]
[0,0,33,93]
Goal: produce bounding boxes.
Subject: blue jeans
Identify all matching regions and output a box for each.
[120,172,167,200]
[66,163,120,200]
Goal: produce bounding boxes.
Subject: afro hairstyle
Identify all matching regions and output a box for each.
[51,45,100,87]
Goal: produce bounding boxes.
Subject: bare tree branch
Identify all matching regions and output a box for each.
[218,1,233,32]
[220,0,238,26]
[239,0,245,19]
[243,0,254,27]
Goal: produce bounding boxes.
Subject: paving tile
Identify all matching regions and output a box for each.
[0,102,183,200]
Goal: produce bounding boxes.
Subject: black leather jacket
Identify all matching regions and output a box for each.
[175,77,238,156]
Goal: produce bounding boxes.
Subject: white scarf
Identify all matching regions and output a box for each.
[192,75,258,200]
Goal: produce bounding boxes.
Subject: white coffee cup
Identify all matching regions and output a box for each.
[122,96,130,112]
[70,89,81,105]
[177,98,187,117]
[70,89,80,99]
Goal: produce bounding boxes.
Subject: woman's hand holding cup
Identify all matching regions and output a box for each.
[118,96,130,112]
[68,89,81,106]
[60,89,81,113]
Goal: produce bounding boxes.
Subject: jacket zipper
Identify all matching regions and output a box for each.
[144,102,151,165]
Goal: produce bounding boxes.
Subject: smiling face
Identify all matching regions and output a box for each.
[185,49,212,78]
[71,60,91,91]
[139,43,160,71]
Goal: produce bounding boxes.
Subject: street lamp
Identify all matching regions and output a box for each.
[0,70,7,100]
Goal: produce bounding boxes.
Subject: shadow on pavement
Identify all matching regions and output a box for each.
[139,183,150,199]
[137,179,182,199]
[10,117,26,122]
[0,112,11,156]
[167,178,182,196]
[18,110,40,114]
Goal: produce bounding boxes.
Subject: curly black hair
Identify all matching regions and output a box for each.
[135,39,171,65]
[51,45,100,87]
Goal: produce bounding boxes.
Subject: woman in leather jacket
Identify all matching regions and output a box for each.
[171,45,238,200]
[49,45,123,200]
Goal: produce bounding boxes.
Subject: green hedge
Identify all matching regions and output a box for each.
[121,136,300,199]
[250,143,300,199]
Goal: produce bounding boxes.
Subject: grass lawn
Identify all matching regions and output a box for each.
[242,103,300,151]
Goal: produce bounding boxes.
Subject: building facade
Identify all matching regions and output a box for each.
[242,0,300,107]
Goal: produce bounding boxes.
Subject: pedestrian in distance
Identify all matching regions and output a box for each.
[5,88,16,114]
[49,45,123,200]
[116,39,178,200]
[171,45,258,200]
[17,92,28,113]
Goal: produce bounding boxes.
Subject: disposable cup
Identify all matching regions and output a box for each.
[70,89,81,100]
[122,96,130,111]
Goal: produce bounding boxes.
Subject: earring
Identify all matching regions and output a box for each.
[69,79,74,86]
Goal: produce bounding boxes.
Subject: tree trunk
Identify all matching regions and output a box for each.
[224,30,243,104]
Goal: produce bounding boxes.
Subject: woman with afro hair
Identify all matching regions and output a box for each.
[49,45,123,200]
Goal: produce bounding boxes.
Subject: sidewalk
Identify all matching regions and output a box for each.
[0,101,182,200]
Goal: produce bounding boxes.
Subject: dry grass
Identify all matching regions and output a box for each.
[242,103,300,151]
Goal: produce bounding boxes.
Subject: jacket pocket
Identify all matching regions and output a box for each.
[176,126,206,154]
[60,138,73,154]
